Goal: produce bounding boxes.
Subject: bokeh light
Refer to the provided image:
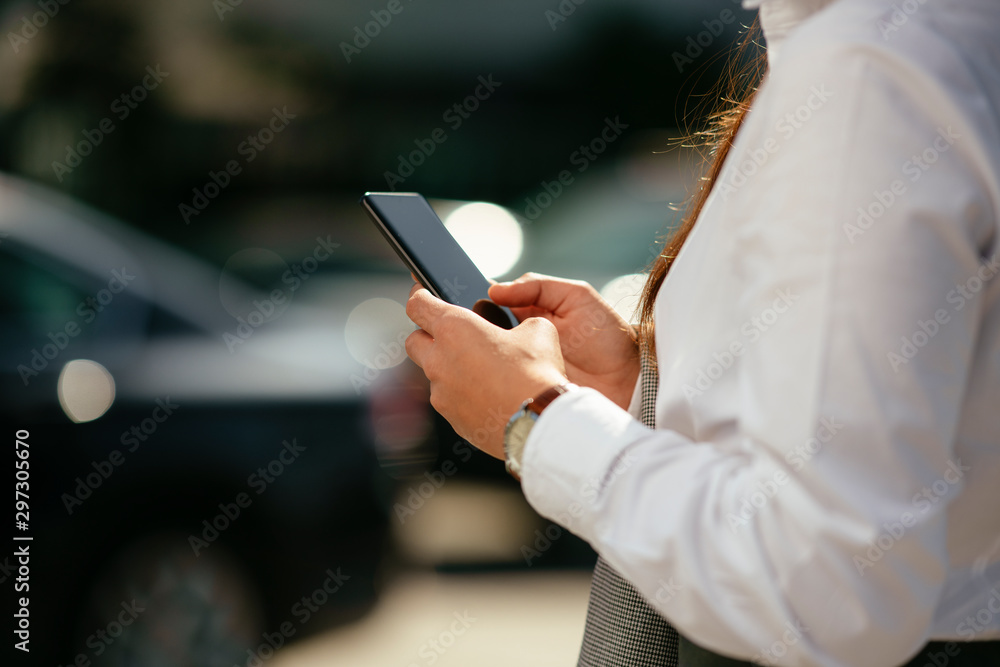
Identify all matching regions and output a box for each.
[599,273,647,324]
[57,359,116,423]
[345,297,415,370]
[444,202,523,279]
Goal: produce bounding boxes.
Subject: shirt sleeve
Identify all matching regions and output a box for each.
[520,26,997,667]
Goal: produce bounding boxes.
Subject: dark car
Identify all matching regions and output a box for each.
[0,174,426,665]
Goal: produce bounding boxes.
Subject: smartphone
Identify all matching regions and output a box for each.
[360,192,519,329]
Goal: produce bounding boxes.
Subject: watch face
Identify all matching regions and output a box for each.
[509,413,536,447]
[506,411,539,466]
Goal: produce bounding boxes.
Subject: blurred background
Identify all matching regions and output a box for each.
[0,0,756,664]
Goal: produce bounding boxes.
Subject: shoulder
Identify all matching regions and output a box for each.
[775,0,1000,100]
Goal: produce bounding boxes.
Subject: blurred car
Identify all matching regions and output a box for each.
[0,173,427,665]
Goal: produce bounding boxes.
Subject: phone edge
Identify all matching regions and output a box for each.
[360,194,446,302]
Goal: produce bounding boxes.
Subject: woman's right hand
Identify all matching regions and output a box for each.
[488,273,641,410]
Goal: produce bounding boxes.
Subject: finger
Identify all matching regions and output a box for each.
[404,328,433,368]
[405,287,450,336]
[506,305,552,323]
[488,273,584,314]
[408,282,422,299]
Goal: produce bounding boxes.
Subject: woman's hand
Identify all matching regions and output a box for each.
[489,273,640,410]
[405,283,569,459]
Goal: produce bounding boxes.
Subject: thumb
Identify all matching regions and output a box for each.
[489,273,580,311]
[488,279,535,306]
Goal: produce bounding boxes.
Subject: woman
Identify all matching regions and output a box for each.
[403,0,1000,664]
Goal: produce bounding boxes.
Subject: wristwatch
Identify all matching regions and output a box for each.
[504,382,576,481]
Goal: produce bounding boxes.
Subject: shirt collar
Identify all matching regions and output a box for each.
[742,0,839,66]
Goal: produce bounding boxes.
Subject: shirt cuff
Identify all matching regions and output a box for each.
[519,385,656,535]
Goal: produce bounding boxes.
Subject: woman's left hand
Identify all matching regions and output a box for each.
[405,283,569,459]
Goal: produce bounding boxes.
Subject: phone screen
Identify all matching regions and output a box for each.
[360,192,518,329]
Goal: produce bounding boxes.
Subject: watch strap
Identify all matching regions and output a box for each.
[525,382,574,416]
[505,382,576,481]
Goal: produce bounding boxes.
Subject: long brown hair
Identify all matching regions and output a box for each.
[636,20,768,361]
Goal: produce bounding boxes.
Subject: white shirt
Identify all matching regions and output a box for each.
[520,0,1000,665]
